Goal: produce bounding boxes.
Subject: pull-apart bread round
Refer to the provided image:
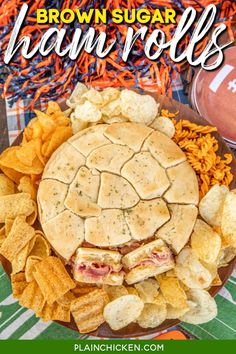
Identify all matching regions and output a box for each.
[37,122,199,285]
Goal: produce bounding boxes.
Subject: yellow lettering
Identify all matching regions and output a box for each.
[95,9,107,24]
[137,9,151,24]
[151,9,164,24]
[36,9,48,24]
[75,9,94,24]
[61,9,75,24]
[48,9,60,24]
[165,9,176,24]
[112,9,123,24]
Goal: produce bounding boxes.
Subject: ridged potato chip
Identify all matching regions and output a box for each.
[12,242,33,275]
[26,201,38,226]
[11,272,28,299]
[71,289,109,333]
[150,116,175,138]
[175,247,212,289]
[0,216,35,262]
[29,233,51,259]
[120,90,159,125]
[104,295,144,331]
[71,282,97,297]
[157,275,188,309]
[38,302,70,322]
[134,279,159,303]
[18,176,37,201]
[19,280,45,313]
[221,192,236,248]
[103,285,128,301]
[25,256,42,282]
[33,256,75,304]
[199,185,228,227]
[0,192,35,223]
[0,174,15,196]
[5,218,14,237]
[57,291,76,308]
[191,219,221,264]
[179,289,217,324]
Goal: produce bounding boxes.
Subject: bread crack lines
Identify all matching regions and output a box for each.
[86,143,135,175]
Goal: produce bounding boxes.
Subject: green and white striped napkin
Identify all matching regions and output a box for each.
[1,265,236,340]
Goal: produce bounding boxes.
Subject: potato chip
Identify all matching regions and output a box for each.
[46,101,61,116]
[0,216,35,262]
[126,287,139,296]
[120,90,159,125]
[103,285,128,301]
[101,99,121,117]
[5,218,14,236]
[71,289,109,333]
[175,247,212,289]
[29,233,51,258]
[19,280,45,313]
[166,304,189,320]
[104,295,144,331]
[157,275,188,309]
[38,302,70,322]
[137,302,167,329]
[66,82,88,108]
[0,228,5,246]
[134,279,159,303]
[33,256,75,304]
[26,201,38,226]
[74,101,102,123]
[57,291,76,308]
[11,272,28,299]
[101,88,120,106]
[0,192,35,223]
[221,191,236,248]
[82,89,104,106]
[191,219,221,264]
[16,141,38,167]
[12,242,32,274]
[34,110,57,134]
[102,115,128,124]
[199,185,229,227]
[150,116,175,138]
[71,282,97,297]
[179,289,217,324]
[25,256,42,282]
[43,126,72,158]
[70,113,89,134]
[217,246,236,267]
[0,174,15,196]
[0,146,44,175]
[211,273,222,287]
[0,165,24,184]
[18,176,37,201]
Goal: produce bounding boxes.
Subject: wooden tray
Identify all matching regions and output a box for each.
[1,93,236,338]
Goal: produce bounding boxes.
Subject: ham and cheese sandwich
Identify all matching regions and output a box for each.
[122,239,174,284]
[73,248,124,285]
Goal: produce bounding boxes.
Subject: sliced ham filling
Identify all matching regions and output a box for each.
[76,262,123,280]
[130,249,172,269]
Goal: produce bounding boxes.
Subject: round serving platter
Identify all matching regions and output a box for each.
[0,93,236,338]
